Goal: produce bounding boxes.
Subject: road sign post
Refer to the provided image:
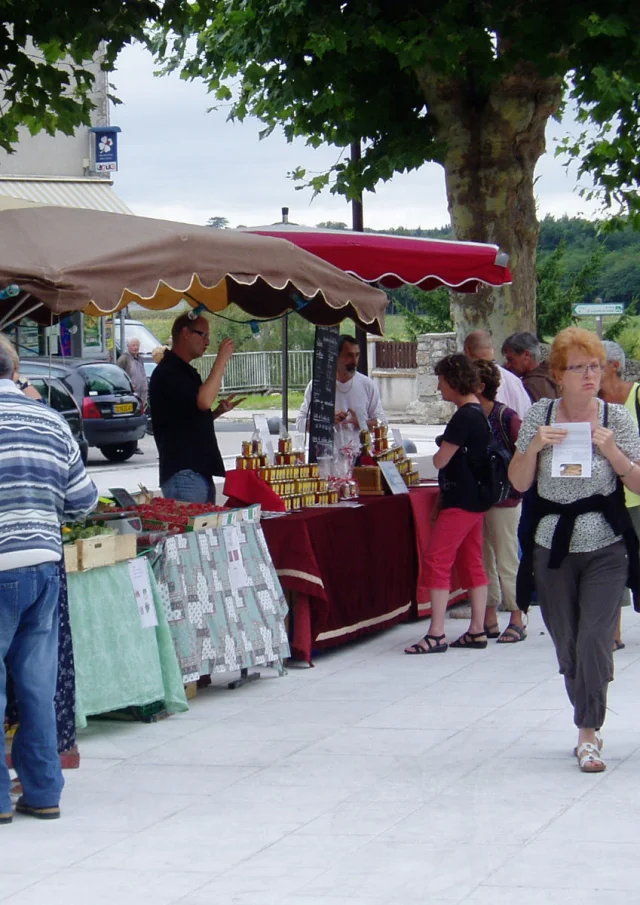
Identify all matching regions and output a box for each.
[572,303,624,317]
[572,303,624,339]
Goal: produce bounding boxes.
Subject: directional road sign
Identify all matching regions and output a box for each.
[573,303,624,316]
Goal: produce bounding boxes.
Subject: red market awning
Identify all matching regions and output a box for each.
[245,224,511,293]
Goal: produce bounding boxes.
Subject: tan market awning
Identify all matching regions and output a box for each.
[0,206,388,334]
[0,177,131,214]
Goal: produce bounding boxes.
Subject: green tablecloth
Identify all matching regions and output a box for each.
[67,558,188,727]
[151,523,290,683]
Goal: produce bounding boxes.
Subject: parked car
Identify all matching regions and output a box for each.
[21,371,90,464]
[20,359,146,462]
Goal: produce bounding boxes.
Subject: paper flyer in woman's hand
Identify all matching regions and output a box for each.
[551,422,593,478]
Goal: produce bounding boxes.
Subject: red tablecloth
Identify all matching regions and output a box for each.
[261,486,465,662]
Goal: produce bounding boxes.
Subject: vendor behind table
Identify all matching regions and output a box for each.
[295,333,387,441]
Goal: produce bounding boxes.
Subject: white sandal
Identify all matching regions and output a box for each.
[576,741,606,773]
[573,732,603,757]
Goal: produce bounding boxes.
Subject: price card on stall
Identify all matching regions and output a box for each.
[127,558,158,629]
[223,525,250,591]
[379,461,409,495]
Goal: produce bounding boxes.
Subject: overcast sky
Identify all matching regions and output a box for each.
[110,43,598,231]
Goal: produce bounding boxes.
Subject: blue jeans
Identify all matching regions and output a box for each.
[161,470,216,504]
[0,562,62,813]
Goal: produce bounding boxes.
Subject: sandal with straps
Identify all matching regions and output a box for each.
[573,733,603,758]
[496,624,527,644]
[450,631,487,650]
[484,622,501,639]
[404,633,448,655]
[575,741,606,773]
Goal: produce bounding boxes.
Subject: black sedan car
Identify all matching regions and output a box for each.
[21,371,90,464]
[20,359,146,462]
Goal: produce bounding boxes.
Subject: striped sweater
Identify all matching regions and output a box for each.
[0,385,98,571]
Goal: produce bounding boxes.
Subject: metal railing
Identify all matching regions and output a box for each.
[192,350,314,392]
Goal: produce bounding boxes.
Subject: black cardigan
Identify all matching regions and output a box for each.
[516,481,640,613]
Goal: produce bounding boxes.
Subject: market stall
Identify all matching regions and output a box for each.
[62,499,291,713]
[0,205,389,750]
[260,485,465,663]
[149,519,290,684]
[67,557,188,727]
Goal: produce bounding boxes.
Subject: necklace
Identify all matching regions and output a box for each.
[336,377,354,393]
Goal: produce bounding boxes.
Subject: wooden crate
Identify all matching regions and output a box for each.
[113,533,137,562]
[353,466,385,496]
[63,544,79,573]
[76,534,117,571]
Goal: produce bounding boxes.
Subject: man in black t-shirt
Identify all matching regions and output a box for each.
[149,313,239,503]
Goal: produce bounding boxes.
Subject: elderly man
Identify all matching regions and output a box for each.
[296,334,386,437]
[463,330,531,419]
[117,337,148,406]
[117,337,149,454]
[600,340,640,651]
[0,343,98,823]
[502,331,559,401]
[149,313,239,503]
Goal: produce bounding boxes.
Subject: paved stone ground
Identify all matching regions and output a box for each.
[3,605,640,904]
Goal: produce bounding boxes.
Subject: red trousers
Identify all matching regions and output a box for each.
[423,507,487,590]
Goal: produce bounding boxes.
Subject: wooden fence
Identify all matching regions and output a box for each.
[375,341,417,369]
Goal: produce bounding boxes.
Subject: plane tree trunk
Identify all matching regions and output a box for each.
[416,61,563,351]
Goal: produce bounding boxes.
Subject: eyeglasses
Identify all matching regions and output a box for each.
[190,329,209,340]
[564,363,603,376]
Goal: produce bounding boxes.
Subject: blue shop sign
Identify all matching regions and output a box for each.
[90,125,121,172]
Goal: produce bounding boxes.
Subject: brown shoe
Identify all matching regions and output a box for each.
[15,798,60,820]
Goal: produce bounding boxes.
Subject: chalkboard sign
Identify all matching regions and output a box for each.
[308,325,340,462]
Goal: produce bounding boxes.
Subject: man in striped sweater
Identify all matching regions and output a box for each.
[0,344,98,825]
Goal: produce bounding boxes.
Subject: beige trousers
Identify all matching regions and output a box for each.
[483,504,521,612]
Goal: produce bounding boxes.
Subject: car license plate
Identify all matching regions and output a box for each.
[114,403,134,414]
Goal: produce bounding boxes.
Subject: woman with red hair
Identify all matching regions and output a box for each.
[511,327,640,772]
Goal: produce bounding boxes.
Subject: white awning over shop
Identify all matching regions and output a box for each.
[0,176,131,214]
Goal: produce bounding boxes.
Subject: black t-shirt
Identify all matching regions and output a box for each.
[438,403,491,511]
[149,350,225,485]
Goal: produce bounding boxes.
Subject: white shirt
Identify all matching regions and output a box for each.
[0,378,21,394]
[496,364,531,420]
[296,371,386,433]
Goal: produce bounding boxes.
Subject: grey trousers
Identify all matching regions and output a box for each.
[533,541,628,729]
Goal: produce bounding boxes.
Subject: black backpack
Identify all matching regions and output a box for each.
[474,434,512,508]
[462,407,511,510]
